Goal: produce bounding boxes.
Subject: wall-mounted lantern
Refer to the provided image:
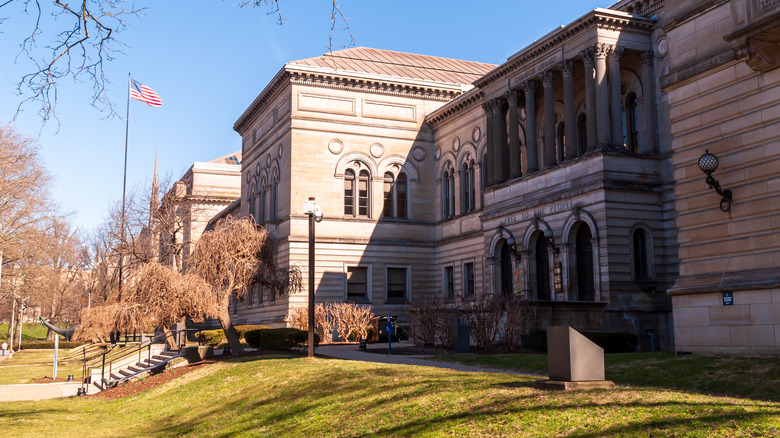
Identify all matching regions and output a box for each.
[697,149,733,212]
[543,227,561,259]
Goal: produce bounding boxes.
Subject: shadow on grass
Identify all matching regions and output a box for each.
[135,356,780,437]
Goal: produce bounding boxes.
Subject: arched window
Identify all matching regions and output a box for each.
[358,170,370,217]
[442,170,451,218]
[397,173,407,219]
[344,169,355,216]
[383,172,394,217]
[535,236,550,300]
[557,122,566,163]
[577,113,587,155]
[461,161,475,214]
[383,172,407,219]
[626,93,639,153]
[480,153,487,206]
[575,225,595,301]
[248,183,256,221]
[270,169,278,221]
[449,170,455,216]
[257,177,266,225]
[632,227,653,281]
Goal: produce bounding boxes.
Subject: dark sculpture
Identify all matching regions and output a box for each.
[39,317,79,341]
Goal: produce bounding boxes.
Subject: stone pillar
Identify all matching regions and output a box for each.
[608,45,624,148]
[507,90,522,178]
[492,98,509,183]
[580,49,597,153]
[561,60,577,160]
[593,44,611,147]
[640,51,658,154]
[542,70,557,169]
[482,102,495,186]
[521,81,539,173]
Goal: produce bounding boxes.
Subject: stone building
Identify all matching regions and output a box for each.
[227,0,780,354]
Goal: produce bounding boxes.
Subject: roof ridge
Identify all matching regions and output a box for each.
[321,50,495,76]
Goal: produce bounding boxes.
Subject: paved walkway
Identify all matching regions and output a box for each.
[317,342,540,376]
[0,351,88,402]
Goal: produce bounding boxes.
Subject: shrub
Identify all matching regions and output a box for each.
[194,329,225,346]
[406,295,451,347]
[244,328,319,350]
[235,324,271,339]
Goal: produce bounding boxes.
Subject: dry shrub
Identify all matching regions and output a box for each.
[407,295,453,348]
[502,294,537,351]
[457,293,503,351]
[287,302,373,342]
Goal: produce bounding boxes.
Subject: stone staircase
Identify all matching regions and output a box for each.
[90,345,185,391]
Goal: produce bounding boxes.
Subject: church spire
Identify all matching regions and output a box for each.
[149,146,159,228]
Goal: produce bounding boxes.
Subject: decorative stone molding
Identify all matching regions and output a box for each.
[412,146,427,162]
[472,126,482,143]
[369,143,384,158]
[328,139,344,155]
[737,39,780,72]
[559,60,576,75]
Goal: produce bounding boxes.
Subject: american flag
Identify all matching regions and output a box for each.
[129,78,162,107]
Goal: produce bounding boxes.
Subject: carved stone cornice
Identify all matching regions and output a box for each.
[473,9,655,90]
[617,0,665,17]
[425,88,486,128]
[737,41,780,71]
[234,70,291,133]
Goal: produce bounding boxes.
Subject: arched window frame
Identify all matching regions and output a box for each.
[630,224,655,283]
[382,171,407,219]
[248,182,256,221]
[270,168,279,221]
[442,169,452,219]
[461,160,476,214]
[257,176,266,225]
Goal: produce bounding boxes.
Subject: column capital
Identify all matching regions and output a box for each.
[490,97,506,112]
[580,48,595,65]
[559,60,576,75]
[641,50,655,67]
[541,70,555,86]
[482,102,491,114]
[520,80,538,94]
[592,43,611,59]
[505,89,520,104]
[607,44,625,60]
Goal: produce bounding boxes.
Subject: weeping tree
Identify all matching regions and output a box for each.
[189,216,300,355]
[76,263,216,343]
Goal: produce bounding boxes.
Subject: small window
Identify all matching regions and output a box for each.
[256,283,264,306]
[247,283,254,306]
[461,161,475,214]
[347,266,369,301]
[257,177,266,225]
[358,170,370,217]
[463,262,475,297]
[444,266,454,299]
[248,184,256,221]
[383,173,394,217]
[396,173,407,219]
[386,267,408,303]
[344,169,355,216]
[383,172,408,219]
[632,228,653,282]
[443,170,452,218]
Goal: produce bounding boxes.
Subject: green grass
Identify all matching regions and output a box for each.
[430,352,780,402]
[1,355,779,437]
[0,349,85,384]
[0,323,49,342]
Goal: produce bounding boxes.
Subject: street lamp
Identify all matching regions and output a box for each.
[697,149,733,212]
[302,197,323,358]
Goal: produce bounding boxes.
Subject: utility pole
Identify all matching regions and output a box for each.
[302,198,323,358]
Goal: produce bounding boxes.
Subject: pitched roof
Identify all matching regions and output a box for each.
[286,47,496,86]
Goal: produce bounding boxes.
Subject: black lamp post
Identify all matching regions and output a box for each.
[698,149,733,212]
[303,197,323,358]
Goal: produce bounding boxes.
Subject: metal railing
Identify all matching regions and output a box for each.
[81,328,195,392]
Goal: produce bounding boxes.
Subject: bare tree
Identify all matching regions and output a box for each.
[2,1,352,123]
[189,216,300,354]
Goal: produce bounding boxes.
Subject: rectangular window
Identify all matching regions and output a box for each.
[347,266,369,301]
[256,283,264,306]
[358,177,369,216]
[387,267,408,303]
[344,177,354,216]
[464,262,475,297]
[444,266,454,299]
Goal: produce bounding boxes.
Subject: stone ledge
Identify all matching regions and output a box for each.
[534,379,616,391]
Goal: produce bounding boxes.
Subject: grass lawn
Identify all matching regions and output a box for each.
[0,323,49,342]
[430,352,780,402]
[0,349,85,384]
[1,355,779,437]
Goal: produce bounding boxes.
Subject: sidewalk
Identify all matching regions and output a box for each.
[0,382,85,402]
[317,341,541,376]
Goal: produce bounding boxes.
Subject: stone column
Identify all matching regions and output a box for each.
[492,98,509,182]
[507,90,522,178]
[593,44,611,147]
[482,102,495,186]
[608,45,624,148]
[521,81,539,173]
[561,60,577,160]
[542,70,557,169]
[641,51,658,154]
[580,49,597,153]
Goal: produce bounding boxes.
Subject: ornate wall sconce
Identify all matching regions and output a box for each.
[697,149,733,212]
[506,236,521,261]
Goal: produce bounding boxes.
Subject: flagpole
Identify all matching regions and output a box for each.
[118,73,131,302]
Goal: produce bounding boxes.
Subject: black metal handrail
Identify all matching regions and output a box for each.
[81,328,196,391]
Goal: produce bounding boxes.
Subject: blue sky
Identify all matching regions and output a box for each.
[0,0,609,232]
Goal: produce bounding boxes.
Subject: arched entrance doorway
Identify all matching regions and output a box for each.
[575,225,595,301]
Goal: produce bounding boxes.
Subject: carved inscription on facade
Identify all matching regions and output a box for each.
[501,200,575,225]
[513,54,560,84]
